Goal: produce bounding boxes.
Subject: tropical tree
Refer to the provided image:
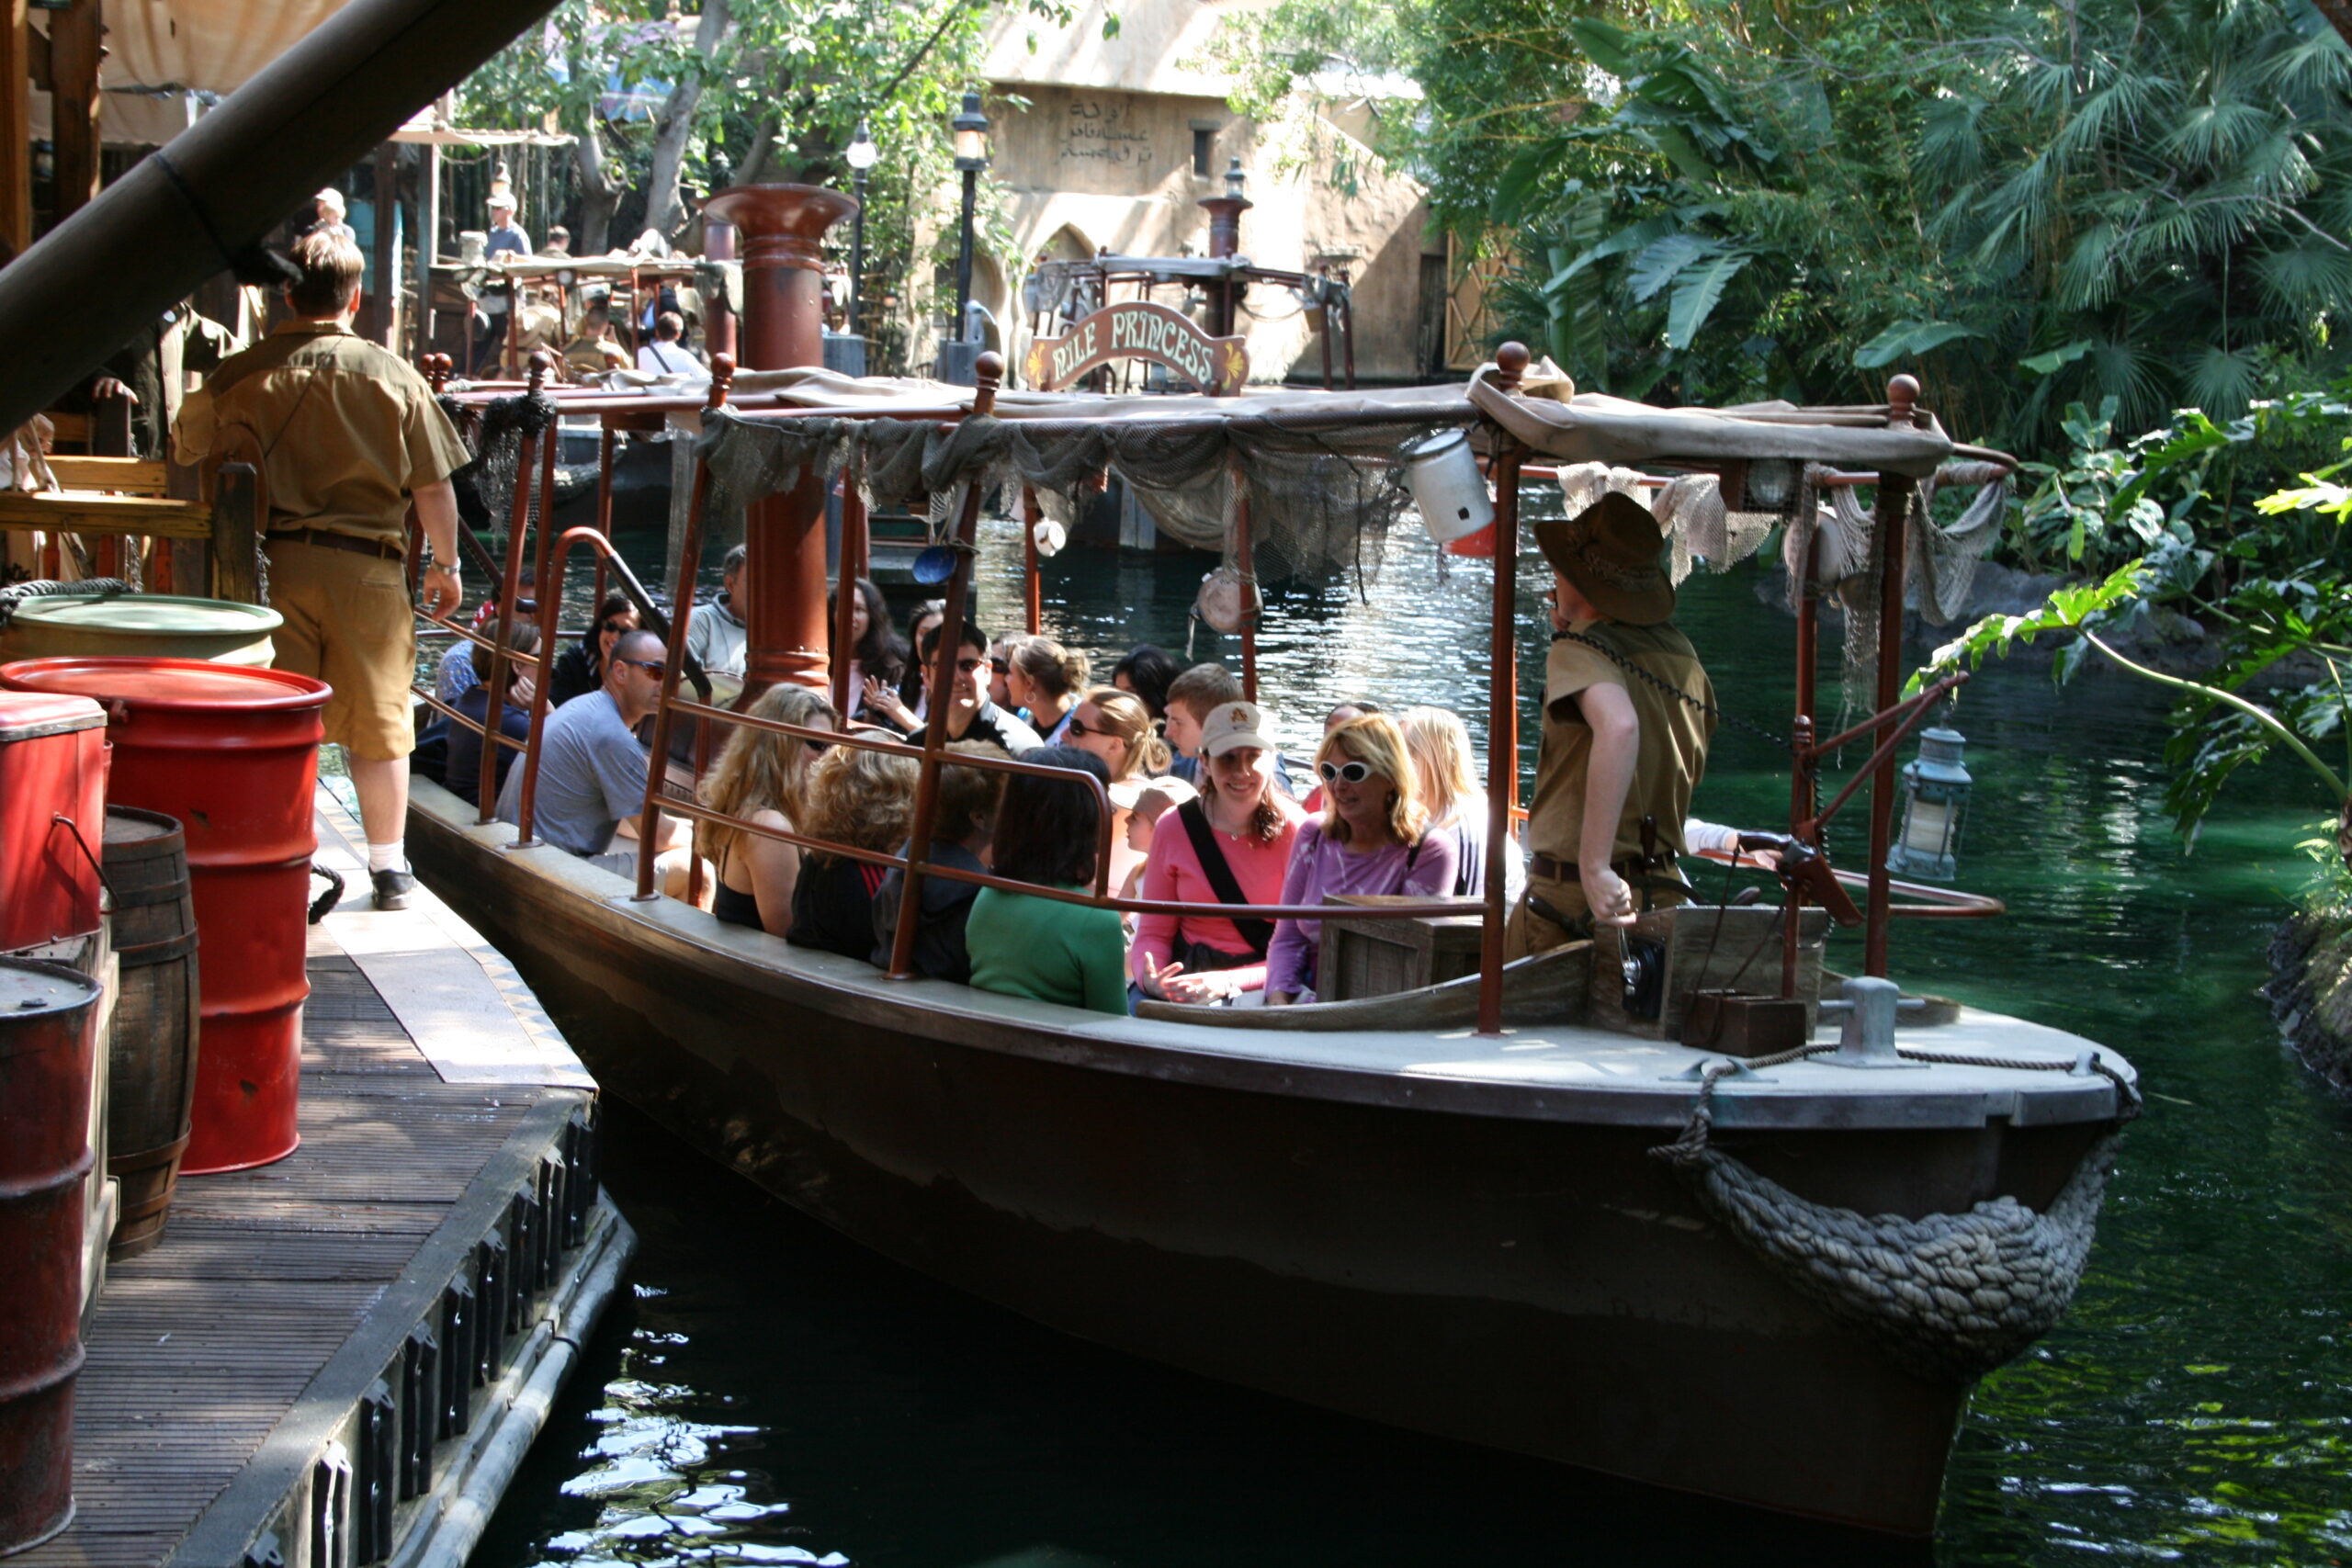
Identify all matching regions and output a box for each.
[1211,0,2352,454]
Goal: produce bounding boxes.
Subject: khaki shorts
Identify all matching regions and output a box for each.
[265,538,414,761]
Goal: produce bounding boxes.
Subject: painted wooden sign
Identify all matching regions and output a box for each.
[1023,300,1249,396]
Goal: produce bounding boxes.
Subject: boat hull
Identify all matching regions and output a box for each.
[410,789,2107,1536]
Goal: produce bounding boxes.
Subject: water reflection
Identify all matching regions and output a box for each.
[481,517,2352,1567]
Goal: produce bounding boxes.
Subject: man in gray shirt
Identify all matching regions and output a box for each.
[498,628,687,873]
[684,543,747,679]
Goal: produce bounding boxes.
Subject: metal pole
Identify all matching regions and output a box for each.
[954,164,977,337]
[1021,484,1041,635]
[831,483,865,720]
[849,165,868,339]
[1862,375,1922,977]
[1476,343,1531,1038]
[1232,465,1259,703]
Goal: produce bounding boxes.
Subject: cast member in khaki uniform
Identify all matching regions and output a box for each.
[1507,491,1714,954]
[175,231,469,909]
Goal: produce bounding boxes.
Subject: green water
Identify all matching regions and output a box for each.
[476,516,2352,1565]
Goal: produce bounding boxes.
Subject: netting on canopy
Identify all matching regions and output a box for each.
[444,390,560,539]
[693,407,1462,592]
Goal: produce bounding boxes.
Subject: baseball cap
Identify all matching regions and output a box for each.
[1200,701,1274,757]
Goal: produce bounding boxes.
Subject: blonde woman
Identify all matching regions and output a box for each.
[1263,713,1458,1006]
[698,685,836,937]
[1067,685,1175,895]
[1399,705,1526,905]
[1005,636,1090,743]
[786,743,920,959]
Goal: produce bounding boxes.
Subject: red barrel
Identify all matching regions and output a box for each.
[0,958,100,1554]
[0,693,107,953]
[0,659,328,1175]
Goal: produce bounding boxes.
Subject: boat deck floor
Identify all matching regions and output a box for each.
[18,788,631,1568]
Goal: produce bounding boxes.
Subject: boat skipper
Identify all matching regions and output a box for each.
[172,229,469,910]
[1507,490,1714,949]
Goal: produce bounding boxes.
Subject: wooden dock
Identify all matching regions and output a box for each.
[17,790,633,1568]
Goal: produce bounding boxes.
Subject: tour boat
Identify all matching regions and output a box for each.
[401,312,2138,1538]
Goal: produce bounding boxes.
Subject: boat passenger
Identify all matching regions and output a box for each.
[1110,644,1183,719]
[1510,491,1713,946]
[564,298,631,380]
[1067,686,1174,894]
[700,685,837,936]
[1399,705,1527,905]
[444,621,542,809]
[865,621,1043,753]
[636,310,710,386]
[549,592,638,708]
[493,628,691,884]
[786,744,920,959]
[469,191,530,377]
[1160,662,1241,786]
[1299,700,1384,814]
[986,636,1022,713]
[888,599,945,716]
[1005,637,1090,744]
[967,747,1128,1016]
[1132,701,1306,1008]
[827,574,907,721]
[1264,714,1458,1006]
[685,545,748,679]
[170,228,469,912]
[870,741,1009,981]
[1119,777,1194,905]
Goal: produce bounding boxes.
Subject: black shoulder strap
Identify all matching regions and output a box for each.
[1177,798,1274,957]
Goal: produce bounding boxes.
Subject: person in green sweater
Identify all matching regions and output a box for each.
[967,745,1129,1016]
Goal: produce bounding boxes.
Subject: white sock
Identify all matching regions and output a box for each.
[367,840,407,875]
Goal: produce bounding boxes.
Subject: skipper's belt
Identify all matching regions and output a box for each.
[1528,850,1679,884]
[268,527,403,560]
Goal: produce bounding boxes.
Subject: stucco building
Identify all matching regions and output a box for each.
[965,0,1443,387]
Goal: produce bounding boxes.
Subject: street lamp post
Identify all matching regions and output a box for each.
[844,118,877,339]
[950,91,989,342]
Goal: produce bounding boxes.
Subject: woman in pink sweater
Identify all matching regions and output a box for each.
[1131,700,1304,1005]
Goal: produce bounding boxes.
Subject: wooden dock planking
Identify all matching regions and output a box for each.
[19,848,632,1568]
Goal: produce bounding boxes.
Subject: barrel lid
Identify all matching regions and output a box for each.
[0,656,330,710]
[0,690,105,741]
[6,593,282,637]
[0,957,99,1017]
[102,805,184,846]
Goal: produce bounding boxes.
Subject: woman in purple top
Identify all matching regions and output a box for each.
[1265,713,1458,1004]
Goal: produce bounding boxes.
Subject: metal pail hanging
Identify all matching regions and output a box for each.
[1402,427,1497,544]
[0,957,100,1555]
[0,658,328,1175]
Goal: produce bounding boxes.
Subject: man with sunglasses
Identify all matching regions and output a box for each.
[496,627,689,875]
[892,620,1043,754]
[1510,491,1714,951]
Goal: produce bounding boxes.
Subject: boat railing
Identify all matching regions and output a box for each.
[417,343,2011,1032]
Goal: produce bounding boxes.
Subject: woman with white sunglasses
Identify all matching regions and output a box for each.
[1263,713,1458,1006]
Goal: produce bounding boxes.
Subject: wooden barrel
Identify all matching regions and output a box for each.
[100,807,200,1262]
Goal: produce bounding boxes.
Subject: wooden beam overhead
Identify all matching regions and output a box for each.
[0,0,30,257]
[50,0,101,221]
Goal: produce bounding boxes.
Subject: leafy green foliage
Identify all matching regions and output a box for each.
[1209,0,2352,453]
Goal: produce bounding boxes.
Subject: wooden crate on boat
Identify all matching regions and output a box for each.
[1319,895,1488,1001]
[1588,903,1831,1041]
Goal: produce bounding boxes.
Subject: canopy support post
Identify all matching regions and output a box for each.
[1861,375,1922,977]
[888,353,1003,979]
[831,481,867,719]
[372,141,401,347]
[1232,459,1258,702]
[419,141,441,354]
[0,0,29,257]
[1476,343,1531,1038]
[51,0,100,221]
[1021,484,1041,635]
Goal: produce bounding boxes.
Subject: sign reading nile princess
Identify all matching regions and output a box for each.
[1023,300,1249,396]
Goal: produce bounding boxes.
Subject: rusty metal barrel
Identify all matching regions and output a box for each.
[0,957,100,1554]
[0,658,328,1174]
[100,807,202,1260]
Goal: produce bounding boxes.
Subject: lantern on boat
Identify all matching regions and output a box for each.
[1887,726,1973,881]
[1403,427,1495,545]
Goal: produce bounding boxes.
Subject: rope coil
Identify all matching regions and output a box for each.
[1651,1044,2136,1383]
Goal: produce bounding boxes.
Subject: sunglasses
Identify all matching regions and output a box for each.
[615,658,666,676]
[954,655,985,673]
[989,658,1011,672]
[599,621,631,635]
[1317,760,1374,784]
[1066,716,1105,739]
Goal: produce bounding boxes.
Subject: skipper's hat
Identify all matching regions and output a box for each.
[1534,490,1674,626]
